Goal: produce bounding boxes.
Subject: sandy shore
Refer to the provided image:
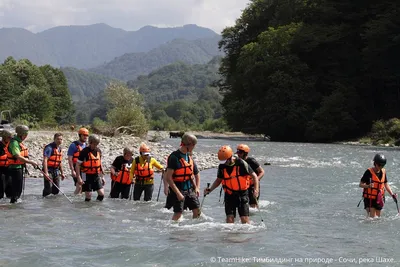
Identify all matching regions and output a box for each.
[22,130,222,178]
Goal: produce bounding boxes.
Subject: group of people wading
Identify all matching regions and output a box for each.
[1,124,394,220]
[0,126,266,223]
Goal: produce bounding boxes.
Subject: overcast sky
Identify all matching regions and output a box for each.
[0,0,251,34]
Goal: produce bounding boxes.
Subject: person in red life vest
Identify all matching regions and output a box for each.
[7,125,39,203]
[129,143,164,201]
[359,153,397,218]
[110,147,133,199]
[75,134,105,202]
[0,130,12,199]
[204,145,259,224]
[236,144,264,208]
[164,134,201,221]
[42,133,66,197]
[67,127,89,195]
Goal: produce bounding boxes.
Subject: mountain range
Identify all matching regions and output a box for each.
[0,23,220,69]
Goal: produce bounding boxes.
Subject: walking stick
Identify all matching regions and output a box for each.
[129,182,134,201]
[199,183,210,214]
[157,171,163,202]
[392,194,399,215]
[35,166,73,204]
[254,198,264,222]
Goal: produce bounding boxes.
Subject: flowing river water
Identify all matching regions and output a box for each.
[1,138,399,267]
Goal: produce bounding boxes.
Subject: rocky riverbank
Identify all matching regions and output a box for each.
[22,130,221,178]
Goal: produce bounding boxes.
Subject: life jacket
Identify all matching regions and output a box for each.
[72,141,84,164]
[111,162,132,185]
[81,150,101,174]
[134,156,154,184]
[363,168,386,200]
[220,161,250,195]
[7,139,29,165]
[0,141,9,167]
[172,154,193,184]
[44,143,62,169]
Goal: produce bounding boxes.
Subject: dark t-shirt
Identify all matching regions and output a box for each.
[360,169,387,184]
[217,156,254,179]
[112,155,132,171]
[245,157,261,175]
[78,147,102,162]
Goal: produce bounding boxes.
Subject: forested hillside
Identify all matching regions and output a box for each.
[219,0,400,142]
[127,57,226,131]
[89,36,222,81]
[0,57,74,126]
[61,67,116,101]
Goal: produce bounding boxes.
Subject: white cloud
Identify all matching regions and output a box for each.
[0,0,251,33]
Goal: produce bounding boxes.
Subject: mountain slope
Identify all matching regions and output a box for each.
[89,36,222,81]
[127,56,222,103]
[0,28,57,66]
[61,67,116,101]
[0,23,219,68]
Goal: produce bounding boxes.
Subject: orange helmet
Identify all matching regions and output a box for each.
[237,144,250,153]
[139,143,150,153]
[78,127,89,136]
[218,145,233,161]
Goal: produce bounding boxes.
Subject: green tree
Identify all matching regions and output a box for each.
[104,82,149,136]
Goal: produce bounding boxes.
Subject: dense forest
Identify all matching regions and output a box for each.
[127,57,227,131]
[219,0,400,142]
[89,36,222,81]
[0,57,74,126]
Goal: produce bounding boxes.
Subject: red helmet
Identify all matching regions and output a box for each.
[139,143,150,153]
[78,127,89,136]
[237,144,250,153]
[218,145,233,161]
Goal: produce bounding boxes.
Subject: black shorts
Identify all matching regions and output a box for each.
[364,197,384,211]
[82,173,103,192]
[248,185,260,205]
[224,191,249,217]
[165,188,200,213]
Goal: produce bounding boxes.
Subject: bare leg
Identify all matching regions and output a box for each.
[192,208,200,219]
[226,215,235,223]
[240,216,250,224]
[172,212,183,221]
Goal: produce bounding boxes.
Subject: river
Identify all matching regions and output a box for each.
[0,138,399,267]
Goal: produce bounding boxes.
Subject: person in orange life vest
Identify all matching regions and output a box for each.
[236,144,264,208]
[110,147,133,199]
[75,134,105,202]
[164,134,201,221]
[7,125,39,203]
[68,127,89,195]
[129,143,164,201]
[204,145,259,224]
[42,133,66,197]
[359,153,397,218]
[0,130,12,199]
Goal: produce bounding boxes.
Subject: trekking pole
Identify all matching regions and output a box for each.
[129,182,134,201]
[357,197,363,207]
[35,166,73,204]
[392,194,399,215]
[200,183,210,212]
[254,197,264,222]
[22,164,28,199]
[157,171,164,202]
